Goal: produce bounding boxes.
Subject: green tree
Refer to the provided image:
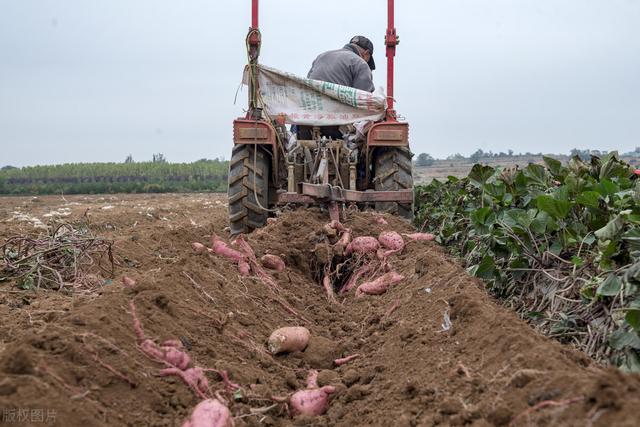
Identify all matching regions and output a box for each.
[415,153,434,167]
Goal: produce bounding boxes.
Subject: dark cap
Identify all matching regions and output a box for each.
[350,35,375,70]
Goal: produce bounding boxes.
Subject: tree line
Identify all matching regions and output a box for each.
[0,156,229,195]
[414,147,640,167]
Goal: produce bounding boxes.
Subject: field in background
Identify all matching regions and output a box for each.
[414,154,640,184]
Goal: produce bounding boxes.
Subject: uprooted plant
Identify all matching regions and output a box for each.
[0,223,114,291]
[415,152,640,372]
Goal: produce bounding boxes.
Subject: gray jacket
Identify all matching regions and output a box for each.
[307,44,375,92]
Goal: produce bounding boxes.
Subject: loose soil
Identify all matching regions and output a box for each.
[1,194,639,427]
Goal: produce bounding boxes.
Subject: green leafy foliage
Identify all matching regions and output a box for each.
[415,152,640,370]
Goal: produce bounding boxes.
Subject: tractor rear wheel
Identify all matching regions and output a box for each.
[373,147,414,220]
[228,144,270,235]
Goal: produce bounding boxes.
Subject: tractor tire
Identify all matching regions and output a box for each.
[373,147,414,220]
[228,144,270,235]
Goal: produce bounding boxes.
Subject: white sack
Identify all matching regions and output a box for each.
[244,65,386,126]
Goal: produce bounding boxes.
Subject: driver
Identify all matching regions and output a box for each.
[298,36,376,140]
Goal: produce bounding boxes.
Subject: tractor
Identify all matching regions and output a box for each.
[229,0,414,235]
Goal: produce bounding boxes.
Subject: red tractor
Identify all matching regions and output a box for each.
[229,0,413,235]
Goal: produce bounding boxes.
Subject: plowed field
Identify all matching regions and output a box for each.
[1,194,639,427]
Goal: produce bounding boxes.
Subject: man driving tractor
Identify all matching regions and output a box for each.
[297,36,377,140]
[308,35,376,92]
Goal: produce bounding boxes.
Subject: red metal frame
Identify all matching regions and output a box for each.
[251,0,258,28]
[244,0,400,120]
[367,121,409,147]
[385,0,399,120]
[233,119,276,146]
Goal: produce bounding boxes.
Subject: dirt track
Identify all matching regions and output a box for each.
[1,194,639,427]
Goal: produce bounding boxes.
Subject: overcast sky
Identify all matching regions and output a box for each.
[1,0,639,167]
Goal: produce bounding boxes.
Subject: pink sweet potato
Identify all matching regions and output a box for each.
[322,274,337,304]
[355,272,405,297]
[162,346,191,370]
[182,399,233,427]
[374,216,388,225]
[192,242,207,254]
[131,301,191,369]
[327,220,349,233]
[267,327,310,354]
[290,370,336,417]
[334,354,360,366]
[211,235,250,276]
[122,276,136,287]
[333,231,352,256]
[341,263,374,294]
[378,231,405,251]
[403,232,436,241]
[345,236,380,255]
[260,254,285,272]
[160,366,210,399]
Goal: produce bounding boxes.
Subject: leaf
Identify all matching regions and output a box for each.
[524,164,547,187]
[609,328,640,350]
[622,228,640,251]
[596,179,619,197]
[536,195,571,220]
[595,214,626,241]
[471,207,494,226]
[626,300,640,331]
[597,274,622,297]
[543,156,563,177]
[549,240,563,255]
[505,209,533,228]
[576,191,601,208]
[621,350,640,374]
[527,311,545,319]
[468,164,494,188]
[571,256,584,267]
[474,256,496,280]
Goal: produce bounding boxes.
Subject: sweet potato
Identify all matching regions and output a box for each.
[378,231,405,251]
[159,366,209,399]
[355,272,405,297]
[402,232,436,241]
[131,301,191,369]
[267,327,310,354]
[122,276,136,287]
[290,370,336,417]
[233,237,280,291]
[327,220,349,233]
[211,235,250,276]
[334,354,360,366]
[322,223,338,238]
[333,231,352,256]
[260,254,285,272]
[322,274,337,304]
[345,236,379,255]
[162,346,191,370]
[191,242,207,254]
[182,399,233,427]
[374,216,388,225]
[341,263,375,294]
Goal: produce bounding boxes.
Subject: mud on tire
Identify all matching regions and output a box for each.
[373,147,414,220]
[228,144,270,235]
